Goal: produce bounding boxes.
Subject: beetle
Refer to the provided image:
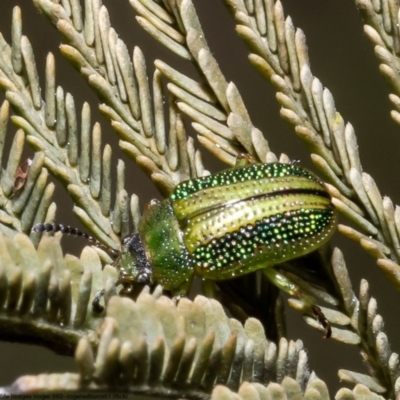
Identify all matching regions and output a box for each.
[33,156,338,337]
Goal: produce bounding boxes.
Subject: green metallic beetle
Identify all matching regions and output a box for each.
[33,156,338,336]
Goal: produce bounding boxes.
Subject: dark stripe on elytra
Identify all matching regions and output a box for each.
[248,187,331,201]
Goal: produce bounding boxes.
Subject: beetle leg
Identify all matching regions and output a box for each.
[171,275,193,299]
[202,279,217,298]
[92,289,105,313]
[234,153,258,167]
[263,267,331,338]
[311,304,332,339]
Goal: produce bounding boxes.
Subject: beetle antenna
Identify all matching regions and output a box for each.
[32,223,120,258]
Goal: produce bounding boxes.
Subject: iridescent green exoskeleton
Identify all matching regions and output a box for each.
[33,156,337,336]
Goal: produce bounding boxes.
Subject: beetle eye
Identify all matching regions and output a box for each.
[122,236,133,246]
[137,272,150,284]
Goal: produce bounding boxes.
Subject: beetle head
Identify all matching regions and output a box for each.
[120,234,153,285]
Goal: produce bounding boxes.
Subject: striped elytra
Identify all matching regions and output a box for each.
[137,161,337,294]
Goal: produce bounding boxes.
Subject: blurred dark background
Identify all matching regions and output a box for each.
[0,0,399,396]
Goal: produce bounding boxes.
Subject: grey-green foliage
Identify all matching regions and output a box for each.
[0,0,399,398]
